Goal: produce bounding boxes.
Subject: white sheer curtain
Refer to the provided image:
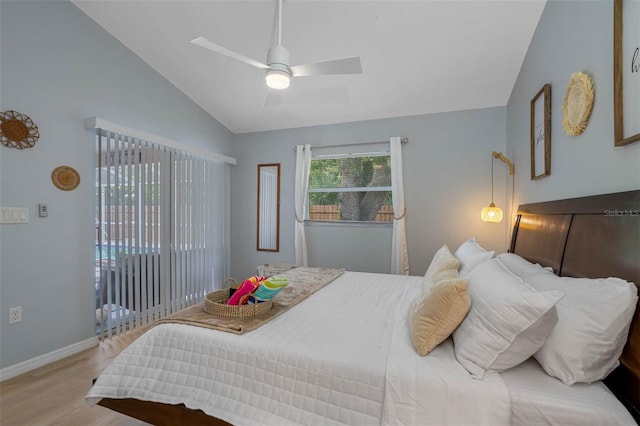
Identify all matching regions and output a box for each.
[294,144,312,266]
[390,136,409,275]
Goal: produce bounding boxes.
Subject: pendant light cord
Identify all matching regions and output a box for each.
[491,156,495,204]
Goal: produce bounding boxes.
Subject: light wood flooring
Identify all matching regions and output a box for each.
[0,328,150,426]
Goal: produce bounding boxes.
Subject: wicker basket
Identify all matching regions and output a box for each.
[204,288,273,319]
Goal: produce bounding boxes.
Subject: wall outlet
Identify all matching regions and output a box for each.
[9,306,22,324]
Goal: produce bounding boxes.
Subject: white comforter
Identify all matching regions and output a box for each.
[87,271,511,425]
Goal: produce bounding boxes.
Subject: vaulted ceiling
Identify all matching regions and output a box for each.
[73,0,546,134]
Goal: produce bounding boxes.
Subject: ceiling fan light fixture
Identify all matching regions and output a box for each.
[191,1,362,95]
[266,69,291,90]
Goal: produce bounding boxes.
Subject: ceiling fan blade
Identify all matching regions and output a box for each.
[291,57,362,77]
[190,36,269,70]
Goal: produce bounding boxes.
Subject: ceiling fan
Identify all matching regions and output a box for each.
[190,0,362,90]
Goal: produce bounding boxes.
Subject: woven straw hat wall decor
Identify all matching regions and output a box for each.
[562,72,594,136]
[51,166,80,191]
[0,110,40,149]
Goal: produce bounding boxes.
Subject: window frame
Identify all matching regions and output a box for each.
[306,151,394,224]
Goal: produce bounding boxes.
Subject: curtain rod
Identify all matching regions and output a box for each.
[293,137,408,151]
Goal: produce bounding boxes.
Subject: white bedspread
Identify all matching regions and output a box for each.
[383,309,511,425]
[87,271,512,425]
[502,358,636,426]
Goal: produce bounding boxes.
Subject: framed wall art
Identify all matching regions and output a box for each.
[530,84,551,180]
[614,0,640,146]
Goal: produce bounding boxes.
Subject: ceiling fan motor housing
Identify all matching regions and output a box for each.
[266,45,291,75]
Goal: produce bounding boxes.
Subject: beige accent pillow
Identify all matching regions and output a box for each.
[422,268,458,295]
[409,274,471,356]
[423,245,460,291]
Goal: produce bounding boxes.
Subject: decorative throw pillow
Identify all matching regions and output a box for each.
[520,268,638,385]
[409,271,471,356]
[424,245,460,281]
[454,237,495,277]
[452,258,563,378]
[423,268,459,295]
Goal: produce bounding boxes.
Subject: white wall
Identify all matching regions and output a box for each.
[0,1,234,369]
[231,107,509,279]
[506,0,640,209]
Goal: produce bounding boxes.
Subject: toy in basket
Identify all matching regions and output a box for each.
[204,276,289,319]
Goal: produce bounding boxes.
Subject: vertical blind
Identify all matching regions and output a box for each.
[95,128,230,337]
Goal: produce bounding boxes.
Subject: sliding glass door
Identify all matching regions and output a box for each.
[95,129,229,337]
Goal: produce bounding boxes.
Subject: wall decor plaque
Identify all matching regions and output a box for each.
[531,84,551,180]
[614,0,640,146]
[0,110,40,149]
[52,166,80,191]
[562,72,594,136]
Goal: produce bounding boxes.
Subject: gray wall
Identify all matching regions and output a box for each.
[506,0,640,207]
[231,107,509,279]
[0,1,234,369]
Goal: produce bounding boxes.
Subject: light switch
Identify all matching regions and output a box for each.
[0,207,29,224]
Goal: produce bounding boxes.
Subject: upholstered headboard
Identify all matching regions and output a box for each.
[510,190,640,420]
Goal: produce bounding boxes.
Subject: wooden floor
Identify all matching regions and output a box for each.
[0,328,150,426]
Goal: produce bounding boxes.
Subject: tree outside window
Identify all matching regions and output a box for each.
[308,154,393,222]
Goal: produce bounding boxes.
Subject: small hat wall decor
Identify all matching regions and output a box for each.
[562,72,594,136]
[0,110,40,149]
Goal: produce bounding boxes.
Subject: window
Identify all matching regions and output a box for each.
[307,153,393,222]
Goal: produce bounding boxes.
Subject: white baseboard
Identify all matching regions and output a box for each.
[0,336,99,382]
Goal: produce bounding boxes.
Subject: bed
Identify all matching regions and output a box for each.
[87,190,640,425]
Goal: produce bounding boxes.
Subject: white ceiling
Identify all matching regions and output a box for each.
[72,0,547,134]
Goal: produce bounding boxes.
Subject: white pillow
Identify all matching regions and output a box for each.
[452,258,563,378]
[497,252,553,277]
[454,237,495,277]
[519,267,638,385]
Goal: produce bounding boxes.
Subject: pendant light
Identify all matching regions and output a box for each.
[481,151,514,223]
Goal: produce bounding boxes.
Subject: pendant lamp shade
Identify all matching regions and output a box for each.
[481,203,504,223]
